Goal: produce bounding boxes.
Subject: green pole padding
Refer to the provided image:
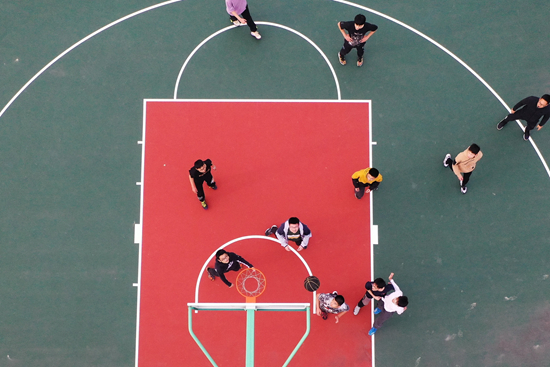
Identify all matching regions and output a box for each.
[188,307,219,367]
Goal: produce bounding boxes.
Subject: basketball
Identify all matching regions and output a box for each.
[304,275,320,292]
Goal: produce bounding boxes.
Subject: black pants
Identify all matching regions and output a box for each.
[340,41,366,59]
[499,112,538,138]
[373,299,395,329]
[445,158,472,187]
[357,292,373,308]
[355,182,379,199]
[194,172,215,201]
[229,5,257,32]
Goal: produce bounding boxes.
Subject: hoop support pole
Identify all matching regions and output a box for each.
[188,306,219,367]
[282,305,311,367]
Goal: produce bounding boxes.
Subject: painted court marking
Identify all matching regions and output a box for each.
[194,235,317,314]
[173,21,341,100]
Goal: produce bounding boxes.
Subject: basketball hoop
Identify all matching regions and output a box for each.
[236,268,267,303]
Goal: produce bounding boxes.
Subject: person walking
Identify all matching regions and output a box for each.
[189,159,217,209]
[443,144,483,194]
[496,94,550,140]
[225,0,261,39]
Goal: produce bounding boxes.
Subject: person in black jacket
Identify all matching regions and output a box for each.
[497,94,550,140]
[189,159,217,210]
[206,250,253,287]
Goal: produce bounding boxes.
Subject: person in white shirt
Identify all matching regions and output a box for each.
[368,273,408,335]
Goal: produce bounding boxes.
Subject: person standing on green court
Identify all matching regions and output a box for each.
[189,159,217,210]
[496,94,550,140]
[225,0,261,40]
[338,14,378,67]
[368,273,408,335]
[351,167,382,199]
[443,144,483,194]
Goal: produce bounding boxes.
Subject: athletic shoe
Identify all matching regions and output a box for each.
[232,20,245,26]
[373,307,381,315]
[201,200,208,209]
[332,291,338,296]
[251,31,261,40]
[209,183,217,190]
[338,52,346,65]
[368,327,377,336]
[265,225,278,236]
[497,119,506,130]
[206,268,215,281]
[357,57,364,67]
[443,153,451,167]
[523,133,529,141]
[461,186,467,194]
[321,310,328,320]
[354,306,361,315]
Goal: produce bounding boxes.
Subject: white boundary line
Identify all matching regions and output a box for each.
[173,21,341,100]
[0,0,181,120]
[134,99,149,367]
[333,0,550,180]
[368,100,376,366]
[194,235,316,313]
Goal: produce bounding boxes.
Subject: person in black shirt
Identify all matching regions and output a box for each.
[496,94,550,140]
[206,250,254,287]
[337,14,378,67]
[353,277,394,315]
[188,159,217,210]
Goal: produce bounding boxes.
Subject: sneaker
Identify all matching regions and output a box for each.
[201,200,208,209]
[373,307,381,315]
[357,57,364,67]
[251,31,261,40]
[338,52,346,65]
[523,133,529,141]
[206,268,215,281]
[354,306,361,315]
[232,20,241,26]
[321,310,328,320]
[461,186,467,194]
[209,183,217,190]
[332,291,338,296]
[265,225,278,236]
[368,327,377,336]
[497,119,506,130]
[443,153,451,167]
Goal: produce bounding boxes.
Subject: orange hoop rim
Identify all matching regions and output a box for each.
[236,268,267,302]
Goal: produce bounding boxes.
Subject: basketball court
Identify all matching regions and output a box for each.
[2,1,550,366]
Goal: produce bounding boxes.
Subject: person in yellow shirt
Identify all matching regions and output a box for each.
[443,144,483,194]
[351,167,383,199]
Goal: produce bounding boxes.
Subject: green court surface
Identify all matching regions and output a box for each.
[1,1,549,366]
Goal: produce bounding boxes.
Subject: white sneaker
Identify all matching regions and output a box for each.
[232,20,241,26]
[353,306,361,315]
[443,153,451,167]
[251,31,261,40]
[461,186,467,194]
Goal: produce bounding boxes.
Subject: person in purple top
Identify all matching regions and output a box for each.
[225,0,261,40]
